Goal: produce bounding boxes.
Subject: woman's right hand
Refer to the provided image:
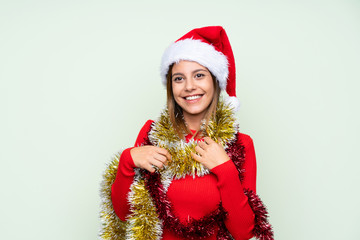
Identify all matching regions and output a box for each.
[130,146,171,173]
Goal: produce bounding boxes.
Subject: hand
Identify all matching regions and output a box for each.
[130,146,171,173]
[191,137,230,170]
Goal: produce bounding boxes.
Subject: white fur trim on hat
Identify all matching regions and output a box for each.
[160,38,229,90]
[225,96,241,112]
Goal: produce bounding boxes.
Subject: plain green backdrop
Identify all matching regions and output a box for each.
[1,0,359,239]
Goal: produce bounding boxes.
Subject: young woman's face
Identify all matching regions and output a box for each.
[171,60,215,121]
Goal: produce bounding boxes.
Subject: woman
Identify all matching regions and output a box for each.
[100,26,273,240]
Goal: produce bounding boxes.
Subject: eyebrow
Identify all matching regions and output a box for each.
[172,69,208,77]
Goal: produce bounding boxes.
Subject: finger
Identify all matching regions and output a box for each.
[154,153,167,163]
[203,137,215,145]
[150,159,164,169]
[156,147,172,160]
[145,163,156,173]
[198,140,208,150]
[154,154,169,166]
[165,152,172,161]
[191,152,202,163]
[194,145,205,156]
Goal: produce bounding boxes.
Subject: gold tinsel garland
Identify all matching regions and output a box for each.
[100,100,238,239]
[149,100,238,179]
[125,169,162,240]
[99,153,127,239]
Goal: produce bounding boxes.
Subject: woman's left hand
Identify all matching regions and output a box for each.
[191,137,230,170]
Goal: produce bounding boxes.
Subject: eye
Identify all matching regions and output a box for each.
[173,76,184,82]
[195,73,205,78]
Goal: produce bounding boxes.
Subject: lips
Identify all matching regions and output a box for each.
[184,94,203,100]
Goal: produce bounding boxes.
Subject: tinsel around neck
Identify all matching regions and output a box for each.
[148,100,238,179]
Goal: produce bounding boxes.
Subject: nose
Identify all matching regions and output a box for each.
[185,78,196,91]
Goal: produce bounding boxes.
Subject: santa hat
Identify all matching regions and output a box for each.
[160,26,240,111]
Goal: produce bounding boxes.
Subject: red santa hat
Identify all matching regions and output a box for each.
[160,26,240,111]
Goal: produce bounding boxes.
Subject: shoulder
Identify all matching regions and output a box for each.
[134,120,154,146]
[236,132,254,147]
[140,119,154,132]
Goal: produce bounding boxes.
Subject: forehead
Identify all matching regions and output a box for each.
[172,60,209,73]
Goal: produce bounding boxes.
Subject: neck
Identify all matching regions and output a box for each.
[183,112,206,132]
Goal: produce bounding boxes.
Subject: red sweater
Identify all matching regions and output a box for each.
[111,120,257,240]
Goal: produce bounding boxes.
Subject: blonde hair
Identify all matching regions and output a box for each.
[166,63,221,139]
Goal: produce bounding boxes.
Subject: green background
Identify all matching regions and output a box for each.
[1,0,359,239]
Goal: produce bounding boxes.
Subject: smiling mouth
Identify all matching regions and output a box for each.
[184,94,203,100]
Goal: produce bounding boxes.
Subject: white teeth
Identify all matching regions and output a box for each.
[185,95,202,100]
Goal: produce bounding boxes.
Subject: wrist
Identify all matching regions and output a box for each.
[211,159,234,175]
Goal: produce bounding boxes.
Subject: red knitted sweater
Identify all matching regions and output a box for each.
[111,120,257,239]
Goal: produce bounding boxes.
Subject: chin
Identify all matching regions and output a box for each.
[183,108,206,116]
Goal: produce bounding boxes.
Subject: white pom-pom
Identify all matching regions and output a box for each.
[225,96,241,112]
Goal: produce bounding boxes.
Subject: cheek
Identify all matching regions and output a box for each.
[204,80,215,97]
[172,84,182,98]
[171,88,181,106]
[171,86,177,98]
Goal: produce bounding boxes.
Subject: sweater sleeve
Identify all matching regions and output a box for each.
[211,133,257,240]
[111,120,154,221]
